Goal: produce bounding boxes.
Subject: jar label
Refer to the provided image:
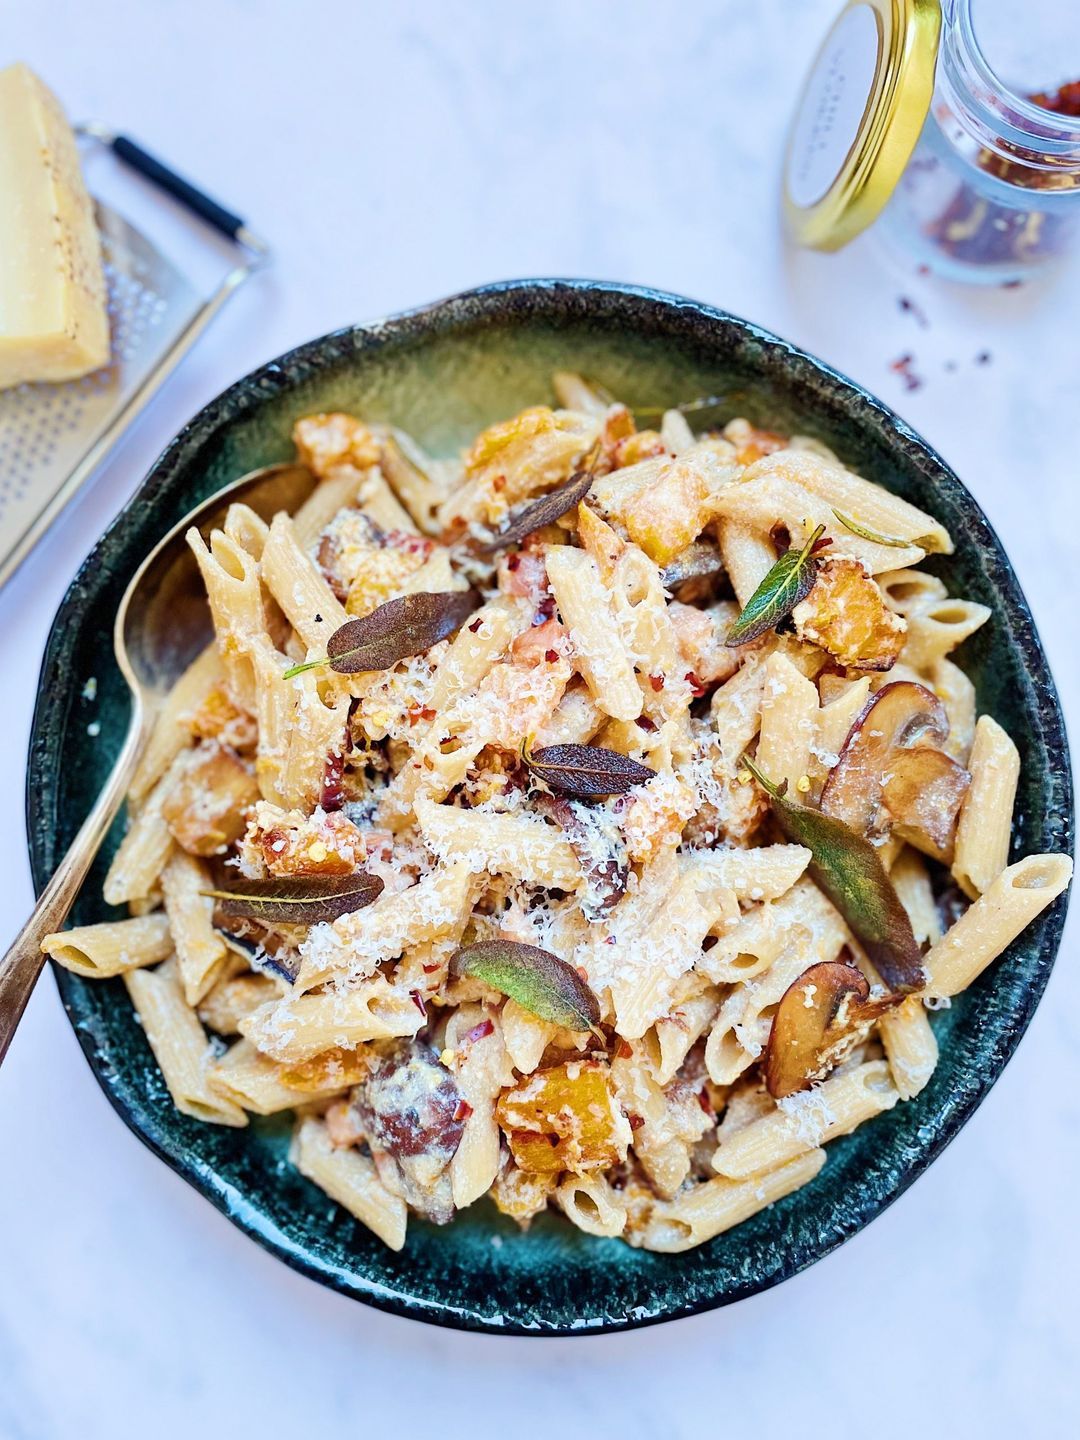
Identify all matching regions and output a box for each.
[787,2,880,208]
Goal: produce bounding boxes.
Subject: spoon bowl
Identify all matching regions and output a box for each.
[0,461,316,1062]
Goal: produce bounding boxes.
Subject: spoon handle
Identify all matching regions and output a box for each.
[0,726,142,1065]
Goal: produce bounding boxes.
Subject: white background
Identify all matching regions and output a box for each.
[2,2,1078,1435]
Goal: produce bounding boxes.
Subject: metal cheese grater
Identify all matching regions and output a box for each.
[0,126,269,590]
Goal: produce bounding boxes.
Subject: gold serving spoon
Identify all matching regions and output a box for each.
[0,461,316,1063]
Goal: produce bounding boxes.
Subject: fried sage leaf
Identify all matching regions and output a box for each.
[284,590,479,678]
[634,394,726,421]
[476,468,597,555]
[832,508,936,551]
[725,524,826,647]
[452,939,601,1032]
[765,959,897,1098]
[523,741,655,799]
[203,873,385,925]
[741,756,924,992]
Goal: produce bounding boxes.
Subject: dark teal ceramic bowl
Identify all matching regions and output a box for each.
[28,281,1073,1334]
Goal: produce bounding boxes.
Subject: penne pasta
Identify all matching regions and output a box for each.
[125,962,247,1127]
[294,1116,407,1250]
[42,913,173,978]
[924,854,1073,999]
[952,715,1021,899]
[62,392,1069,1257]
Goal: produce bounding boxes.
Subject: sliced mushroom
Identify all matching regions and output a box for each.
[534,791,628,917]
[765,959,896,1099]
[882,748,970,863]
[820,681,949,838]
[351,1038,466,1224]
[660,540,725,589]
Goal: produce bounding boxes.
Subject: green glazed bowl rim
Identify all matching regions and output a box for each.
[27,280,1074,1334]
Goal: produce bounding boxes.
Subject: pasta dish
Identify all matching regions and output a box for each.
[43,374,1072,1253]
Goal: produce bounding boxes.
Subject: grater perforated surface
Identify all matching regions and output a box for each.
[0,201,201,573]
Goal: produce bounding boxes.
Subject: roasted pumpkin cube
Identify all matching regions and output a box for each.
[292,412,380,477]
[495,1061,631,1175]
[725,420,788,466]
[491,1162,557,1224]
[345,544,429,617]
[278,1045,368,1093]
[621,459,710,566]
[448,405,596,526]
[186,685,257,750]
[464,405,561,473]
[162,743,259,855]
[241,800,367,877]
[793,556,906,670]
[614,431,666,468]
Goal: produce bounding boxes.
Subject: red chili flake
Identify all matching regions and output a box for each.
[544,648,559,662]
[811,534,833,555]
[410,990,427,1017]
[898,295,929,329]
[697,1088,714,1117]
[320,752,345,811]
[685,671,707,697]
[421,962,442,974]
[649,674,664,692]
[388,531,435,558]
[493,474,506,492]
[468,617,484,633]
[635,715,658,732]
[464,1018,494,1045]
[889,354,924,392]
[616,1038,633,1059]
[453,1098,473,1122]
[628,1113,645,1131]
[604,935,618,946]
[506,553,521,571]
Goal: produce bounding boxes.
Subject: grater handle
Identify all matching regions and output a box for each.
[110,134,246,241]
[0,719,142,1067]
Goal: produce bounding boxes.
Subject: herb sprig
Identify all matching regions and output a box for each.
[283,590,479,680]
[725,524,827,647]
[740,755,924,992]
[452,939,602,1033]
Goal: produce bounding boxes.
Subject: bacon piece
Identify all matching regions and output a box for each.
[510,616,570,666]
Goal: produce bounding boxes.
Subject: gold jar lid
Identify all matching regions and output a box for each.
[784,0,942,251]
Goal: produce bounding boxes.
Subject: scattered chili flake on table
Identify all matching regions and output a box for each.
[898,295,929,328]
[889,353,924,392]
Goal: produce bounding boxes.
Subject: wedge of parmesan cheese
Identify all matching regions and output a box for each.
[0,63,109,389]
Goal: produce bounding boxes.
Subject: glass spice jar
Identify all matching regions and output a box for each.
[880,0,1080,282]
[784,0,1080,284]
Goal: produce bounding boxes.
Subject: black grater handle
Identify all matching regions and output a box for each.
[109,135,246,241]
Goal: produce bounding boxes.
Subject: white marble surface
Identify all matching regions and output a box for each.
[2,2,1078,1435]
